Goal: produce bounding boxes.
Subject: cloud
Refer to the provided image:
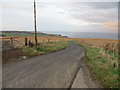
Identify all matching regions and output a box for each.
[1,0,119,2]
[103,22,118,27]
[102,22,118,30]
[66,2,118,23]
[88,2,118,9]
[1,2,118,33]
[1,24,23,31]
[61,2,118,32]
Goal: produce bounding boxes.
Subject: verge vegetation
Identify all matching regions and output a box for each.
[21,41,70,57]
[3,41,70,64]
[76,41,119,88]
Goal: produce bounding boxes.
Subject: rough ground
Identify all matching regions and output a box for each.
[3,42,98,88]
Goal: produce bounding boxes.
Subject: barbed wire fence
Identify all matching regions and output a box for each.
[2,37,24,51]
[1,37,67,51]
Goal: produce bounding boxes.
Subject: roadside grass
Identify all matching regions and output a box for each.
[21,41,70,57]
[76,41,119,88]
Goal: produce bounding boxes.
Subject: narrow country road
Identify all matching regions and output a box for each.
[2,42,95,88]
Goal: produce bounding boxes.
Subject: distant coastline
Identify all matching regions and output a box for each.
[0,31,68,38]
[0,31,118,40]
[43,31,118,40]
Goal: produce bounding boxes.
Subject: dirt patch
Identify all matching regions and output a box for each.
[2,49,27,64]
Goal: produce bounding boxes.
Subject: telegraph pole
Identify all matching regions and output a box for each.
[34,0,38,46]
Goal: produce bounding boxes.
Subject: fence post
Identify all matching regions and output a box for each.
[48,39,50,43]
[10,38,13,45]
[25,37,28,46]
[43,39,44,43]
[29,40,33,47]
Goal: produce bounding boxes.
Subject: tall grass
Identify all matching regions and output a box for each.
[76,41,119,88]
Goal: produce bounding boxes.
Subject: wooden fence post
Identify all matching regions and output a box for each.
[25,37,28,46]
[10,38,13,45]
[29,40,34,47]
[48,39,50,43]
[43,39,44,43]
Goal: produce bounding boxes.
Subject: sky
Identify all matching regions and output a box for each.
[0,0,119,34]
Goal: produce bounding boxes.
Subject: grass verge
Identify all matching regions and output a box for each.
[76,41,119,88]
[21,41,70,57]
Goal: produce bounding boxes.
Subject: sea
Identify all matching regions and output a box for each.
[43,31,119,40]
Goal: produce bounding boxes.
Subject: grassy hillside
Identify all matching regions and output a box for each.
[1,31,67,38]
[2,32,47,37]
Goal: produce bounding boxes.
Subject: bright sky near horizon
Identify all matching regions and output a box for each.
[0,0,118,33]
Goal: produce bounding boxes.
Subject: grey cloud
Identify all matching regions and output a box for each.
[89,2,118,9]
[72,9,117,23]
[64,2,117,12]
[64,2,118,23]
[2,2,33,10]
[1,1,118,32]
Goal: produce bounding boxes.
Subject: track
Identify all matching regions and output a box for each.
[3,42,86,88]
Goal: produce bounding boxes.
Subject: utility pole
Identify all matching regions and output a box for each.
[34,0,38,46]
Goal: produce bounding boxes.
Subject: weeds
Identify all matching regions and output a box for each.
[21,41,70,57]
[76,41,119,88]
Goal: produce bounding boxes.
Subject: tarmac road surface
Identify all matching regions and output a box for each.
[3,42,97,88]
